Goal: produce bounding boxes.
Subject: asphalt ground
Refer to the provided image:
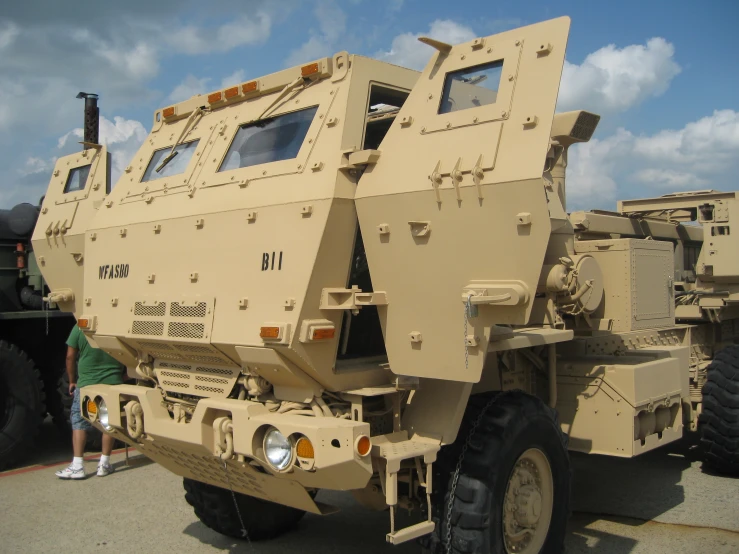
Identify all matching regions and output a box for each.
[1,422,738,553]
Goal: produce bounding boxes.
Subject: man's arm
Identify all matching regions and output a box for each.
[66,346,78,396]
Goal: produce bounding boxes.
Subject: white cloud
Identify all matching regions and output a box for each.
[0,21,19,49]
[284,0,347,67]
[376,19,476,70]
[166,13,272,54]
[559,38,681,114]
[167,75,211,103]
[566,110,739,210]
[221,70,246,88]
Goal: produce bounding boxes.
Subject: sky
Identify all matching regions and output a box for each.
[0,0,737,210]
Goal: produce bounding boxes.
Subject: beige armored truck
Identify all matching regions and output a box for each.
[33,16,739,554]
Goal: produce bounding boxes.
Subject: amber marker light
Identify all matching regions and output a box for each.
[208,91,223,104]
[162,106,175,118]
[86,398,98,418]
[355,435,371,457]
[295,437,315,459]
[224,86,239,99]
[311,327,335,340]
[301,62,319,77]
[260,326,280,339]
[242,81,258,93]
[77,318,90,330]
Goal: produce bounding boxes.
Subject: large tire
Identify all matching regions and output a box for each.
[700,345,739,474]
[183,478,307,540]
[0,341,45,470]
[56,373,103,452]
[421,391,570,554]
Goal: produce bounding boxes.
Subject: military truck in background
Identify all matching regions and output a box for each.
[0,200,76,469]
[33,17,739,554]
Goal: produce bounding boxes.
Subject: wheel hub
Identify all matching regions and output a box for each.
[503,449,553,554]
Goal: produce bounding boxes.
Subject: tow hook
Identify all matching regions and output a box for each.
[213,417,234,461]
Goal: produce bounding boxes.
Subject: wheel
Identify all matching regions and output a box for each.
[183,478,307,540]
[56,373,104,452]
[0,341,45,470]
[700,345,739,474]
[421,391,570,554]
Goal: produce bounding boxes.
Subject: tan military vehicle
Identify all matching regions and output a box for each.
[33,16,738,553]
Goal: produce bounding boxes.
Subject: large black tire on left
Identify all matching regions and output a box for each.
[0,341,45,470]
[700,344,739,474]
[421,391,570,554]
[183,478,307,540]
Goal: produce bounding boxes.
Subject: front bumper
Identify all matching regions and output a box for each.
[80,384,373,514]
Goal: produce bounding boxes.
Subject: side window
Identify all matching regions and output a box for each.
[363,85,409,150]
[219,106,318,172]
[64,165,91,193]
[141,140,200,182]
[439,60,503,114]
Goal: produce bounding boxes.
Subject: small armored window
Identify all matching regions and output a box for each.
[439,60,504,115]
[64,164,91,193]
[219,106,318,172]
[141,140,200,182]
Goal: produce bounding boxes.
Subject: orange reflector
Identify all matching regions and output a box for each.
[224,86,239,99]
[295,437,315,459]
[77,318,90,330]
[86,398,98,416]
[260,326,280,339]
[208,91,223,103]
[301,62,319,77]
[311,327,335,340]
[356,435,371,456]
[242,81,258,93]
[162,106,175,118]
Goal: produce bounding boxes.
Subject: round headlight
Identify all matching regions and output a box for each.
[263,428,293,471]
[96,398,112,431]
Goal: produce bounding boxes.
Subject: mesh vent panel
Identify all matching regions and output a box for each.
[159,362,191,370]
[170,302,207,318]
[196,366,233,375]
[188,354,226,364]
[168,322,204,338]
[134,302,166,317]
[162,380,189,388]
[138,341,173,351]
[195,384,225,394]
[160,371,189,379]
[176,344,213,353]
[195,375,229,385]
[132,321,164,336]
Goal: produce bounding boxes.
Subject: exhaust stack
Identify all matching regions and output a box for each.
[76,92,99,148]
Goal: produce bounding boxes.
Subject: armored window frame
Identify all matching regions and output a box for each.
[141,140,201,183]
[63,164,92,194]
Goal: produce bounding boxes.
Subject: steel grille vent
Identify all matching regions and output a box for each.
[134,302,166,317]
[170,301,207,318]
[131,321,164,336]
[130,339,238,367]
[153,360,241,399]
[572,111,600,142]
[168,322,205,339]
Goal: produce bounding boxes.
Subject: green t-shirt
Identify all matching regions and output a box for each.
[66,326,124,388]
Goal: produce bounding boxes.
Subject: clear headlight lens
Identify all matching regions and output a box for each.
[96,397,112,431]
[263,428,293,471]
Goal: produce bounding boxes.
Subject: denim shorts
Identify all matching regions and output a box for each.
[71,388,93,431]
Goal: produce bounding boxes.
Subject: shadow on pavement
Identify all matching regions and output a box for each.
[567,513,639,553]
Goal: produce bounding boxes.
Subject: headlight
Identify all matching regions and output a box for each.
[96,397,112,431]
[263,428,293,471]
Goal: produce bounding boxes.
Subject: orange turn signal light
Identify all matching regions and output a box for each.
[208,91,223,104]
[77,318,90,330]
[86,398,98,416]
[301,62,319,77]
[224,86,239,99]
[242,81,258,93]
[162,106,175,118]
[295,437,315,459]
[260,326,280,339]
[356,435,371,457]
[311,327,335,340]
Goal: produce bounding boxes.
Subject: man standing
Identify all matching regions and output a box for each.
[55,324,124,479]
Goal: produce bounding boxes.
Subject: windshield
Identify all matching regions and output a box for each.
[439,60,503,114]
[141,140,200,182]
[219,106,318,172]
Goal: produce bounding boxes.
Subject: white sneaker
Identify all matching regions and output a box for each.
[55,465,86,479]
[97,463,114,477]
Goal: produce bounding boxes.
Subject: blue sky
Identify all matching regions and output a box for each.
[1,0,737,209]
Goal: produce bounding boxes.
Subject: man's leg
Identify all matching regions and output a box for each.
[56,389,90,479]
[97,433,116,477]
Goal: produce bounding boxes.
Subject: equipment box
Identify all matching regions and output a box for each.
[575,239,675,332]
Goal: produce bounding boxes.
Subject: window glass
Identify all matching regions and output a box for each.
[64,165,91,193]
[219,106,318,172]
[141,140,200,182]
[439,60,504,115]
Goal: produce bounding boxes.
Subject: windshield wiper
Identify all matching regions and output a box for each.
[156,106,206,173]
[253,77,306,123]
